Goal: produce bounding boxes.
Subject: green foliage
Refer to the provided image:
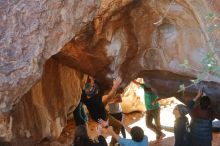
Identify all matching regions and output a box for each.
[190,79,200,85]
[178,9,220,93]
[178,54,220,92]
[210,66,220,77]
[207,25,214,32]
[207,13,214,18]
[202,52,217,65]
[202,52,217,71]
[206,11,220,32]
[178,84,185,93]
[180,59,190,68]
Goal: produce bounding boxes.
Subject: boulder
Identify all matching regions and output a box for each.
[10,58,86,145]
[121,82,146,113]
[1,0,220,144]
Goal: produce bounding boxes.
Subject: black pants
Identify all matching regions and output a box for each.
[110,112,126,138]
[146,108,162,138]
[191,138,211,146]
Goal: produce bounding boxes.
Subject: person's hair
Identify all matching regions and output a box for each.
[73,125,90,146]
[142,84,152,92]
[200,96,211,110]
[130,126,144,142]
[83,82,99,97]
[176,104,188,116]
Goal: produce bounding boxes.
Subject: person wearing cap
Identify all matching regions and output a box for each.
[133,79,165,140]
[173,104,190,146]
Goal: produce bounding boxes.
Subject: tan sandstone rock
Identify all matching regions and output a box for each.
[1,0,220,145]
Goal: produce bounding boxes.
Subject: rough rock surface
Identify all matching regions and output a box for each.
[0,0,100,112]
[55,0,220,111]
[1,0,220,145]
[10,58,85,145]
[121,82,146,113]
[0,0,99,143]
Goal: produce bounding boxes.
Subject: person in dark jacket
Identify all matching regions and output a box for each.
[173,104,190,146]
[81,76,122,146]
[187,89,216,146]
[73,125,107,146]
[81,76,121,122]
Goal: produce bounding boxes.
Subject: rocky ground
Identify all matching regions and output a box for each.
[38,98,220,146]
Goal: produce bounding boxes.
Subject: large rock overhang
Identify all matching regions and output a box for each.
[54,0,220,114]
[1,0,220,144]
[55,0,220,94]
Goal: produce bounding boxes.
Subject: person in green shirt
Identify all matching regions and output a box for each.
[133,79,165,140]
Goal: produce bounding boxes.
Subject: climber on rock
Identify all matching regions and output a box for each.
[81,76,123,146]
[81,76,120,121]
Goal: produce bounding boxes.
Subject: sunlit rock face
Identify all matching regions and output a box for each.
[57,0,220,84]
[10,58,86,145]
[1,0,220,144]
[56,0,220,102]
[121,82,146,113]
[55,0,220,115]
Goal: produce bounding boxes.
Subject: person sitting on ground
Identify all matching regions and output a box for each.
[173,104,191,146]
[133,79,165,140]
[187,89,216,146]
[98,118,148,146]
[72,124,107,146]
